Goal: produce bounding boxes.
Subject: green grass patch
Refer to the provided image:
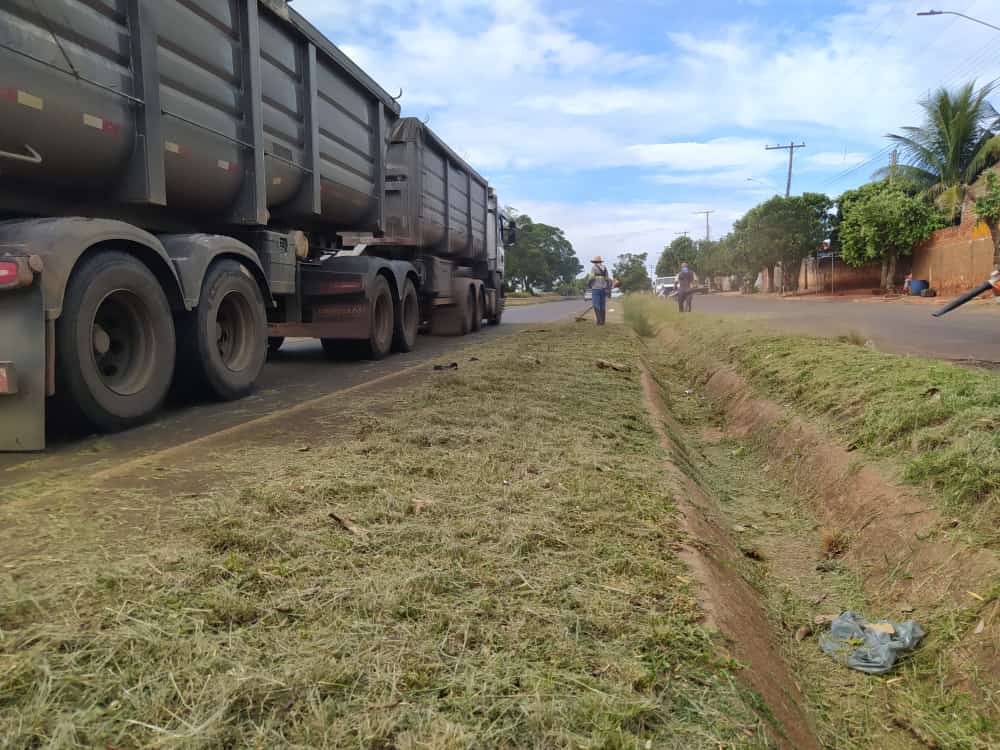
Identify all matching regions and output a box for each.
[643,343,1000,749]
[1,324,771,749]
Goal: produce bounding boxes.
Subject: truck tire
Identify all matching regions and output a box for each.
[466,286,479,333]
[177,259,267,401]
[472,288,484,332]
[393,278,419,353]
[487,273,503,325]
[55,251,176,432]
[268,336,285,353]
[363,275,394,359]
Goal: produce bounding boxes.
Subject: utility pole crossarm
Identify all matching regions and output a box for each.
[693,210,714,242]
[765,142,807,197]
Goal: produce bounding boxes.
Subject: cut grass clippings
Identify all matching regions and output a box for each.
[635,299,1000,545]
[0,324,773,749]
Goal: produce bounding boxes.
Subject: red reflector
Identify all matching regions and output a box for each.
[330,279,364,293]
[0,261,19,286]
[0,363,16,395]
[0,88,15,103]
[103,120,121,134]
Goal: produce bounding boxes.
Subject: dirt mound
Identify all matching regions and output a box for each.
[641,368,822,750]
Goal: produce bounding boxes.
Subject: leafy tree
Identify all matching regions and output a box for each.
[503,212,582,292]
[656,236,696,277]
[612,252,651,293]
[974,171,1000,270]
[875,81,1000,223]
[839,182,944,289]
[736,194,831,292]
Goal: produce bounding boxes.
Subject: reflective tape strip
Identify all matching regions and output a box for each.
[273,177,283,185]
[165,141,182,154]
[217,159,231,171]
[17,91,43,110]
[83,113,103,129]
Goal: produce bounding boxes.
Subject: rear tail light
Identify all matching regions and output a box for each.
[0,363,17,395]
[0,256,39,290]
[0,261,19,288]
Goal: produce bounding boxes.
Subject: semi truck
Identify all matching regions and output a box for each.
[0,0,513,451]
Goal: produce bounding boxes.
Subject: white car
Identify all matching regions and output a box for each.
[654,275,677,295]
[584,289,593,301]
[611,288,623,298]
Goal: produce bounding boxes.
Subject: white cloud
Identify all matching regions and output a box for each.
[515,199,750,270]
[628,138,786,172]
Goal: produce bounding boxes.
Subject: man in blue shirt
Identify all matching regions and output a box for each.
[676,262,695,313]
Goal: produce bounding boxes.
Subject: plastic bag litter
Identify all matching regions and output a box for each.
[819,611,924,674]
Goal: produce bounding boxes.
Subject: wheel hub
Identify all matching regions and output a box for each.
[91,290,155,396]
[215,292,254,372]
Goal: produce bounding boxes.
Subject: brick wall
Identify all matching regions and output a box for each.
[911,222,994,294]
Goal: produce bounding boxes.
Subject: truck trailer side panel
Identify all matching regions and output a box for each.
[0,0,400,233]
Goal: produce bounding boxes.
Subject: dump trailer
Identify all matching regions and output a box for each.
[0,0,511,450]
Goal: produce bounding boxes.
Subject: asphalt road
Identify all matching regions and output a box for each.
[0,299,589,480]
[693,293,1000,362]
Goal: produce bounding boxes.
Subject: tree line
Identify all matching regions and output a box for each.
[503,211,583,294]
[656,81,1000,291]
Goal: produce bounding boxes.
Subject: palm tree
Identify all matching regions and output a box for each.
[876,81,1000,223]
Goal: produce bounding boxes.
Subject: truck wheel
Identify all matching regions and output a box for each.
[393,278,419,352]
[363,275,394,360]
[178,259,267,401]
[488,273,504,325]
[466,287,479,333]
[472,288,485,332]
[55,251,175,432]
[488,303,503,326]
[268,336,285,353]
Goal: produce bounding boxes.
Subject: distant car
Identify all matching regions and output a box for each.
[654,275,678,296]
[584,289,593,301]
[611,288,623,298]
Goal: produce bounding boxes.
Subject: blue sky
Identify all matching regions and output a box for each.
[292,0,1000,267]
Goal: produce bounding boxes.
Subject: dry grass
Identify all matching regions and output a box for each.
[820,528,850,559]
[0,324,771,749]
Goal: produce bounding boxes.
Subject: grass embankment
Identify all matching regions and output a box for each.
[629,297,1000,748]
[1,325,771,748]
[630,295,1000,544]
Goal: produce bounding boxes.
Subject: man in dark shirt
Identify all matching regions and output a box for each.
[676,262,695,313]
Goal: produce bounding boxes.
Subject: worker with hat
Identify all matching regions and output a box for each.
[586,255,612,325]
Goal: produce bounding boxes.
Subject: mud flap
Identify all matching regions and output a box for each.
[0,280,45,450]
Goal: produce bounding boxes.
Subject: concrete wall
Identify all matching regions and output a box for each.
[801,257,882,292]
[911,223,995,294]
[756,259,881,293]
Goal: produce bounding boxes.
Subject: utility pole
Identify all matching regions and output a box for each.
[693,210,714,242]
[765,142,807,196]
[675,231,690,237]
[889,148,898,184]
